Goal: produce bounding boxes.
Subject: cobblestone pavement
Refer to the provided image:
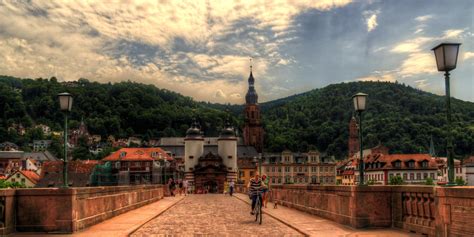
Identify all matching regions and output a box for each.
[132,194,302,237]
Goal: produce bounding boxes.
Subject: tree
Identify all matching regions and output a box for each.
[455,177,466,186]
[424,177,434,186]
[389,176,404,185]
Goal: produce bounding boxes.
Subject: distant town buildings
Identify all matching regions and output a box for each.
[102,147,172,185]
[32,140,52,151]
[261,150,337,185]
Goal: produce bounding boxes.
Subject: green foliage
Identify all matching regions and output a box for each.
[455,177,467,186]
[0,180,27,189]
[367,179,376,185]
[1,77,473,161]
[0,76,233,148]
[262,81,474,158]
[424,177,434,186]
[389,175,404,185]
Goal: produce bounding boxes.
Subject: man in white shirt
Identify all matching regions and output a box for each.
[183,179,189,196]
[229,179,235,196]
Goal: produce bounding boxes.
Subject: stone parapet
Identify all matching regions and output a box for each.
[7,185,164,233]
[0,189,16,235]
[235,184,474,236]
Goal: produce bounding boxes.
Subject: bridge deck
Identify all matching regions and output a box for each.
[12,193,420,237]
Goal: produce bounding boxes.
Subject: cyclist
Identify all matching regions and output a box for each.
[247,173,266,215]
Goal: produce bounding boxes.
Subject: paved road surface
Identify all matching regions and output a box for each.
[132,194,302,236]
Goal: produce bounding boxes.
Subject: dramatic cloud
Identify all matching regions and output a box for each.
[363,10,379,32]
[463,52,474,61]
[415,15,433,22]
[0,0,353,104]
[0,1,473,103]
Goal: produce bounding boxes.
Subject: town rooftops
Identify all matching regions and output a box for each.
[9,170,40,184]
[36,160,100,187]
[103,148,172,162]
[365,153,437,170]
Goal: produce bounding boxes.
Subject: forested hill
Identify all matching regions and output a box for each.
[262,81,474,158]
[1,75,473,159]
[0,76,232,142]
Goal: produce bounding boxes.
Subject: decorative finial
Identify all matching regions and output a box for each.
[250,57,253,72]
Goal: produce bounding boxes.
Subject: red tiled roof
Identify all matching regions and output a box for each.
[9,170,40,184]
[102,148,172,162]
[463,156,474,165]
[365,154,437,170]
[41,161,99,174]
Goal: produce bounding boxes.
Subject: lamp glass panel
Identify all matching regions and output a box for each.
[358,95,367,111]
[67,97,73,111]
[353,96,358,111]
[434,46,445,71]
[444,44,459,71]
[59,95,69,111]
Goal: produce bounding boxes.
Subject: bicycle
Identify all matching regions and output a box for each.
[252,191,263,225]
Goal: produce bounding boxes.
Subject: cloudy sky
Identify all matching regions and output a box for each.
[0,0,473,103]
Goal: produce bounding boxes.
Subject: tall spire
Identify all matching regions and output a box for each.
[245,57,258,104]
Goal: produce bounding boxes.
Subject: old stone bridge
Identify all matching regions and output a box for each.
[1,184,473,236]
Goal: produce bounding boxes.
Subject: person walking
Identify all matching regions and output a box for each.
[168,178,175,196]
[229,179,235,196]
[183,179,188,196]
[178,180,184,195]
[261,174,270,208]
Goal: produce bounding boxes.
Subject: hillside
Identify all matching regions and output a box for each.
[0,76,232,144]
[1,76,473,159]
[262,81,474,158]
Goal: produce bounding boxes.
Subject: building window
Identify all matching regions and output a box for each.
[304,167,308,172]
[228,155,232,159]
[423,173,428,179]
[120,152,126,158]
[278,178,281,183]
[422,161,428,168]
[430,173,435,179]
[189,156,194,159]
[403,173,407,180]
[278,166,281,172]
[16,173,20,178]
[416,173,421,180]
[239,171,244,178]
[250,171,255,177]
[272,167,275,172]
[410,173,414,180]
[394,161,401,168]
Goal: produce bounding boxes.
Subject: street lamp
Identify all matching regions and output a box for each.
[352,92,368,186]
[432,43,461,186]
[57,92,73,188]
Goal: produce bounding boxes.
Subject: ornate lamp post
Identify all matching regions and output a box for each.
[57,92,73,188]
[352,93,368,186]
[432,43,461,186]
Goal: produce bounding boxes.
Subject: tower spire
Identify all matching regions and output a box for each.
[250,57,253,73]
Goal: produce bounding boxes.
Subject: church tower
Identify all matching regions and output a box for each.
[243,64,264,153]
[348,116,359,158]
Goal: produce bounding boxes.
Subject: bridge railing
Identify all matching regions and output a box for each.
[0,184,165,234]
[235,184,474,237]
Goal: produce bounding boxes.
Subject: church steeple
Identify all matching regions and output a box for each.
[245,59,258,104]
[243,58,264,152]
